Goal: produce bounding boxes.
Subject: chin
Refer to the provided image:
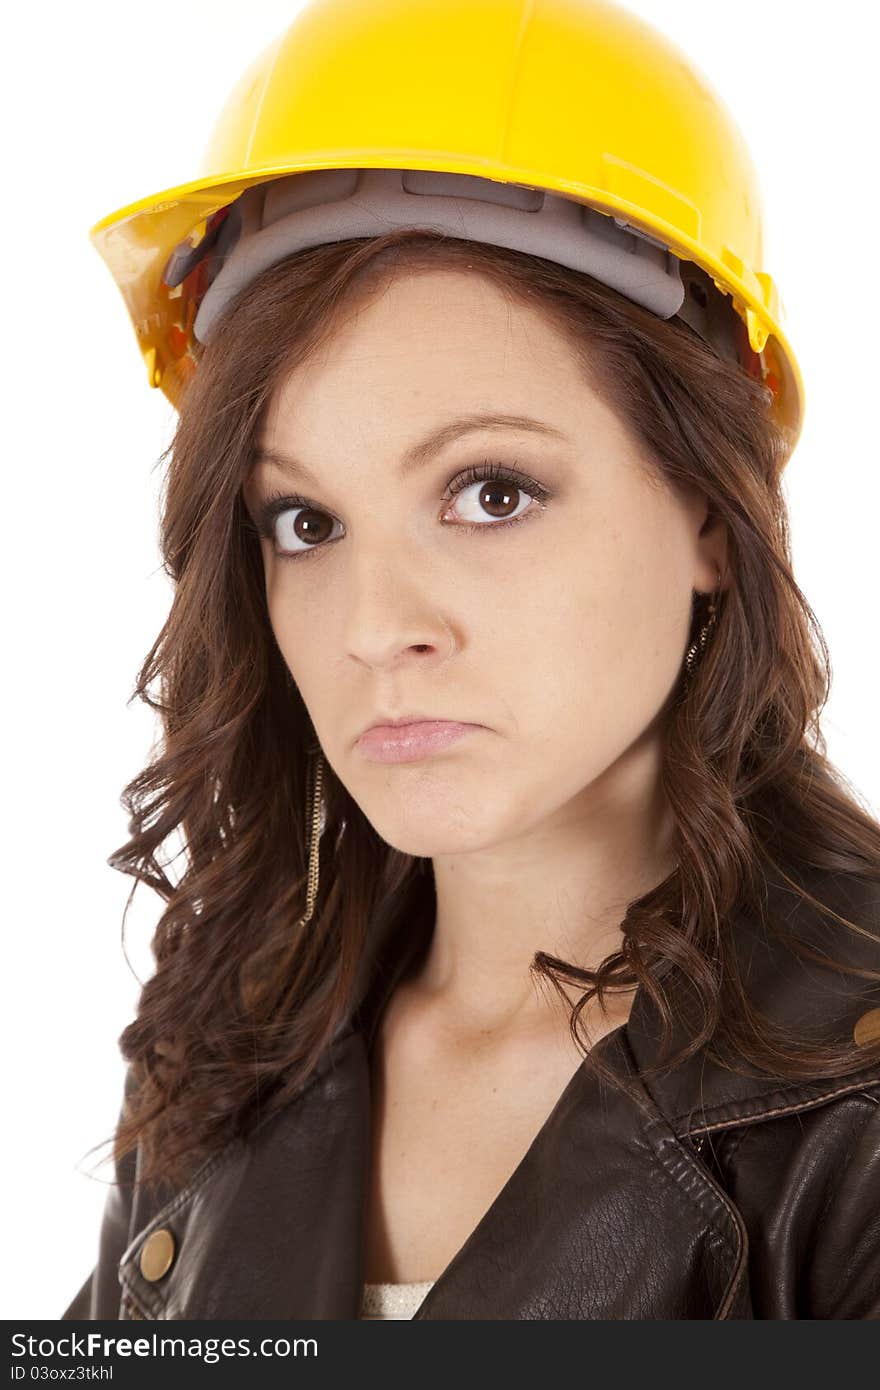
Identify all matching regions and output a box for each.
[366,804,504,860]
[351,770,512,856]
[372,826,480,859]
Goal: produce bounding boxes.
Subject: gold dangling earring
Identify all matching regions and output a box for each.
[295,745,324,930]
[684,565,723,685]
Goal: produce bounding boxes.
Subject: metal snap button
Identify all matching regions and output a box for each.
[853,1007,880,1047]
[139,1228,176,1282]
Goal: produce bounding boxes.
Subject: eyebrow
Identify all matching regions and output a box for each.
[252,411,569,486]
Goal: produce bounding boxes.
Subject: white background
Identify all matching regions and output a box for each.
[2,0,877,1320]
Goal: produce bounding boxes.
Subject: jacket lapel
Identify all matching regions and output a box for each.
[121,1028,372,1319]
[411,1024,752,1319]
[119,1019,751,1319]
[117,861,879,1321]
[626,861,880,1139]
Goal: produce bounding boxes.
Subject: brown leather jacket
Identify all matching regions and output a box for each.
[62,863,880,1321]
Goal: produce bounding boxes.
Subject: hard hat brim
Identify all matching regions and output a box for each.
[90,154,804,451]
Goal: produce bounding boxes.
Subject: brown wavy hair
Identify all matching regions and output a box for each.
[95,228,880,1192]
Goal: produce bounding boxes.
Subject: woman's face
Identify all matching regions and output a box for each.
[244,268,722,858]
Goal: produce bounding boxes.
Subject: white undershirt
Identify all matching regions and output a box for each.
[360,1280,436,1320]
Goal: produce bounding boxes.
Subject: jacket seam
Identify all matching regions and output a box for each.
[128,1139,243,1242]
[118,1272,163,1322]
[691,1087,880,1146]
[118,1140,245,1319]
[116,1032,365,1318]
[675,1073,880,1136]
[642,1119,734,1246]
[642,1116,748,1318]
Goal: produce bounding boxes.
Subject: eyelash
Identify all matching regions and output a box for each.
[247,458,551,563]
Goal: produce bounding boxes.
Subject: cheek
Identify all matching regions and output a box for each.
[264,581,321,689]
[503,545,689,758]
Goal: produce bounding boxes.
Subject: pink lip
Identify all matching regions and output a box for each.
[356,720,481,764]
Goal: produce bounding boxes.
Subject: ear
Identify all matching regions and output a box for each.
[693,499,730,594]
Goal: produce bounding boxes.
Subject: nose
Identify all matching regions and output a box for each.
[341,552,457,673]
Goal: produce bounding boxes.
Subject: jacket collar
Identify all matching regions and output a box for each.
[117,860,880,1320]
[627,859,880,1137]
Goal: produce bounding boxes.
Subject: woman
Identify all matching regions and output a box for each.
[63,0,880,1320]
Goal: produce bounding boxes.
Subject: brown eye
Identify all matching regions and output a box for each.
[253,459,550,563]
[253,498,343,558]
[445,477,532,525]
[278,507,336,550]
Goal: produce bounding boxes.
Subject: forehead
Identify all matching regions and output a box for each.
[264,267,597,433]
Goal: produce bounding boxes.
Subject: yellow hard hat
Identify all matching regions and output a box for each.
[90,0,804,450]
